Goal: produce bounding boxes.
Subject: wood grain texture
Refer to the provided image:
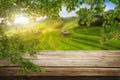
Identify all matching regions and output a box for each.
[0,51,120,76]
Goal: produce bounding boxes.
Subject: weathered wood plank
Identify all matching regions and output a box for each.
[0,51,120,76]
[1,51,120,67]
[29,59,120,67]
[0,67,120,76]
[24,51,120,59]
[1,59,120,67]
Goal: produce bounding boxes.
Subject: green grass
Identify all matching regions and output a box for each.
[10,18,120,50]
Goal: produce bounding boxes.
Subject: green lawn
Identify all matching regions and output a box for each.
[12,18,120,50]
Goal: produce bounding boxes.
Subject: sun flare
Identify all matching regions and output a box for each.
[14,15,29,24]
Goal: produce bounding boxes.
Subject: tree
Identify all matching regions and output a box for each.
[0,0,120,73]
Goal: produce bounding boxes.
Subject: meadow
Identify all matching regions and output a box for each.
[8,18,120,50]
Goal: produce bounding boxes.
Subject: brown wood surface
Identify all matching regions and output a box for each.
[0,51,120,76]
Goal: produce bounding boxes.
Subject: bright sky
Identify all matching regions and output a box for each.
[105,0,116,11]
[14,15,29,24]
[0,18,2,23]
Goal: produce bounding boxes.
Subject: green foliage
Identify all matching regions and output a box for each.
[0,24,42,73]
[76,0,120,43]
[77,8,93,26]
[0,63,3,67]
[101,11,120,43]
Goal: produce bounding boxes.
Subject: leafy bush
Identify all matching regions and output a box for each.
[0,25,43,73]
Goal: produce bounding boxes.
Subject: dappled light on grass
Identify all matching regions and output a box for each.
[42,29,54,33]
[7,22,40,36]
[6,18,120,50]
[17,18,120,50]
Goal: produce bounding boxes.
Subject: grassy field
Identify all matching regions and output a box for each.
[9,18,120,50]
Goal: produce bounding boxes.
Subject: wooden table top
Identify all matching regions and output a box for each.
[0,51,120,76]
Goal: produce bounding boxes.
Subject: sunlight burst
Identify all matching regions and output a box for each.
[14,15,29,24]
